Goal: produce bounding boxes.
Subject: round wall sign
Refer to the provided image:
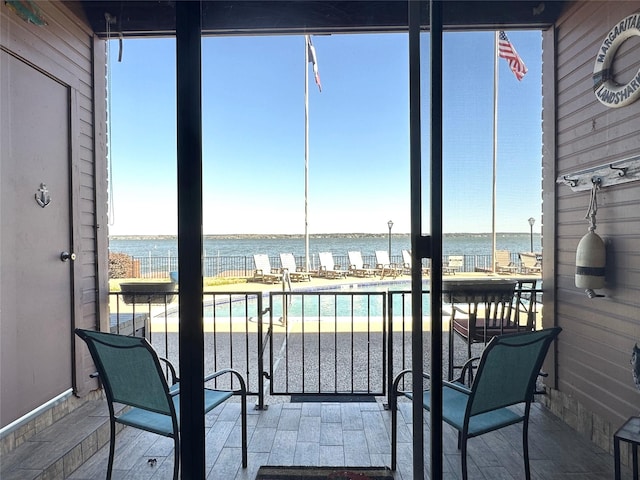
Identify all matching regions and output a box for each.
[593,13,640,108]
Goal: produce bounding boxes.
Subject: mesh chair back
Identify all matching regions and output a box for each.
[319,252,336,270]
[254,254,272,272]
[280,253,297,271]
[468,327,561,416]
[76,329,172,415]
[375,250,392,266]
[449,281,517,329]
[348,251,364,269]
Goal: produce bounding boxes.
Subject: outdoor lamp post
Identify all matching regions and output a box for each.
[387,220,394,260]
[528,217,535,253]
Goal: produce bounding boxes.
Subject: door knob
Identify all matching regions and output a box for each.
[60,251,76,262]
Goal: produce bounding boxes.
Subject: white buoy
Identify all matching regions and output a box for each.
[575,230,606,298]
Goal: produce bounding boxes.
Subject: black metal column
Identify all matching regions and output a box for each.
[176,2,204,479]
[429,1,444,479]
[408,1,425,478]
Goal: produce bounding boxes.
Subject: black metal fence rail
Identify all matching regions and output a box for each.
[109,290,272,409]
[386,284,543,400]
[267,291,387,398]
[108,283,542,407]
[117,253,536,279]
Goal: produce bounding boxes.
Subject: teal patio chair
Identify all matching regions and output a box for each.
[75,329,247,480]
[390,327,562,480]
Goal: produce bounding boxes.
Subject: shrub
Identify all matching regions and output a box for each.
[109,252,136,279]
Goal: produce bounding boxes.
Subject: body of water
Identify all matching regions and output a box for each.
[109,233,541,259]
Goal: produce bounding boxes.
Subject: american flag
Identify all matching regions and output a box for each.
[306,35,322,92]
[498,31,527,81]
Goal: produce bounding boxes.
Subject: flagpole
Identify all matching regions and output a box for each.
[492,31,498,274]
[304,35,310,272]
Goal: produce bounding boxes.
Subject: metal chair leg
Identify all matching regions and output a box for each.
[523,419,531,480]
[173,435,180,480]
[107,418,116,480]
[461,433,468,480]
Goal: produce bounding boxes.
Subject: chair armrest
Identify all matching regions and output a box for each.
[170,368,248,396]
[159,357,179,385]
[452,305,469,314]
[390,368,432,410]
[442,379,472,395]
[204,368,247,395]
[452,356,480,386]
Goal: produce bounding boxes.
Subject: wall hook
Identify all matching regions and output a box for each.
[609,164,628,177]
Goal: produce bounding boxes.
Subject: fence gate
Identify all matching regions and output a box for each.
[267,291,388,399]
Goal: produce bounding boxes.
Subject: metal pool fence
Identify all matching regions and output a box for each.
[112,252,524,278]
[109,281,542,408]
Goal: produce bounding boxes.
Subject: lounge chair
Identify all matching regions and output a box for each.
[348,251,376,277]
[279,253,311,282]
[445,279,518,379]
[318,252,349,279]
[253,254,283,283]
[375,250,402,278]
[75,329,248,479]
[391,327,562,480]
[495,250,518,274]
[519,252,542,274]
[401,249,430,276]
[443,255,463,275]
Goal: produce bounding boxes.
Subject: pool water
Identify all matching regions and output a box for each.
[201,281,431,320]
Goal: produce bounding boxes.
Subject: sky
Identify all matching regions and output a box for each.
[108,30,543,236]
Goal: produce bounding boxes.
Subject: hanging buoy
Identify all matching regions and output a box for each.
[575,230,606,298]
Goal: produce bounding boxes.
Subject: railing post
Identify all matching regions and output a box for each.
[256,294,264,410]
[385,292,393,409]
[255,294,270,410]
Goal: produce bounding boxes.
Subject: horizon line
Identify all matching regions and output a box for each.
[109,231,539,238]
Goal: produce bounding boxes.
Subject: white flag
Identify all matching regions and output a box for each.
[306,35,322,92]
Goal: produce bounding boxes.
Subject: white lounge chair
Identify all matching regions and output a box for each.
[279,253,311,282]
[495,250,518,274]
[519,252,542,274]
[401,249,430,276]
[348,251,376,277]
[375,250,402,279]
[318,252,348,279]
[253,254,283,284]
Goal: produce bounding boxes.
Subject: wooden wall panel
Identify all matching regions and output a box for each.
[549,0,640,431]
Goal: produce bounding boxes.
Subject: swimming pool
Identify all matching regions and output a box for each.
[157,278,540,321]
[195,280,430,321]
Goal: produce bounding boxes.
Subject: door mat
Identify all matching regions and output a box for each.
[255,466,394,480]
[289,394,376,403]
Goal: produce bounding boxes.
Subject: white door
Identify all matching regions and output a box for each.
[0,50,74,427]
